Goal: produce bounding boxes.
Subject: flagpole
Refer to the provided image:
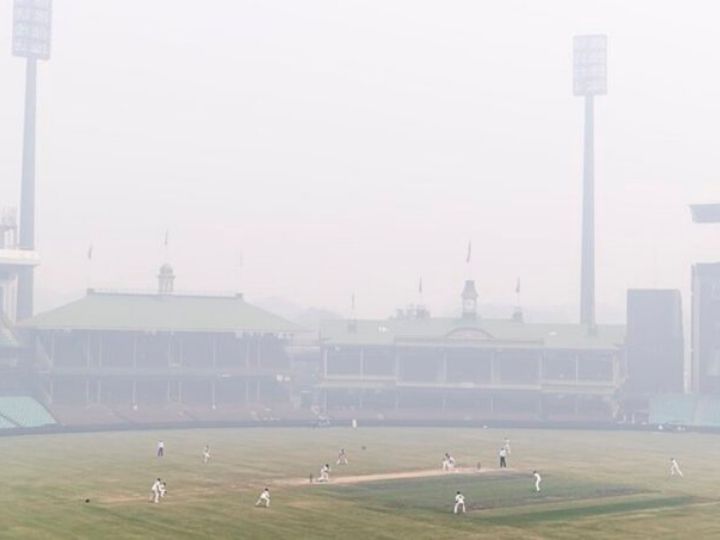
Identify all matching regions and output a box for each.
[236,250,244,295]
[466,240,472,280]
[86,245,94,291]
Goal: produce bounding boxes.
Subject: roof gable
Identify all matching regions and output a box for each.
[19,291,302,334]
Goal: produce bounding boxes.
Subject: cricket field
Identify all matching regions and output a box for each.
[1,426,719,539]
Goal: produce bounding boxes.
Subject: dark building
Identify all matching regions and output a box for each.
[625,289,684,395]
[691,263,720,394]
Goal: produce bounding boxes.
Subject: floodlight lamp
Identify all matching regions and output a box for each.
[12,0,52,60]
[573,34,607,96]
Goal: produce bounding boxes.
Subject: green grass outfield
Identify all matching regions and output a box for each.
[2,427,720,539]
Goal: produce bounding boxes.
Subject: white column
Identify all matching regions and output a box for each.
[441,349,448,383]
[212,335,217,369]
[132,334,138,371]
[575,354,580,382]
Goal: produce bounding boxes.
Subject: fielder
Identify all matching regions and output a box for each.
[157,440,165,458]
[533,470,542,492]
[150,478,162,503]
[202,445,211,464]
[453,491,466,514]
[255,488,271,508]
[670,458,683,477]
[336,448,349,465]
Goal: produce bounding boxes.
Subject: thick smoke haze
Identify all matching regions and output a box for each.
[0,0,719,321]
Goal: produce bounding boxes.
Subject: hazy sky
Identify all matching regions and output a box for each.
[1,0,719,321]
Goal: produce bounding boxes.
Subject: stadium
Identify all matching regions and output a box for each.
[2,2,720,539]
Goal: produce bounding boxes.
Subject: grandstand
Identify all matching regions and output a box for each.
[4,274,634,428]
[650,394,720,428]
[0,396,56,428]
[317,285,626,423]
[16,274,304,426]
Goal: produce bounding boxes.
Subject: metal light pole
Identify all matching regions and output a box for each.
[12,0,52,320]
[573,34,607,330]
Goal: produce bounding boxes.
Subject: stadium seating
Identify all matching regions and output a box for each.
[648,394,720,428]
[0,396,57,428]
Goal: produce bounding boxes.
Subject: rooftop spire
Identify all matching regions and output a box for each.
[461,280,478,320]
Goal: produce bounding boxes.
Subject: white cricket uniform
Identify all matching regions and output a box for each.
[203,448,211,464]
[151,481,161,503]
[448,456,456,471]
[499,448,508,468]
[670,459,683,477]
[256,490,271,507]
[534,472,542,492]
[337,451,348,465]
[319,465,330,482]
[454,494,466,514]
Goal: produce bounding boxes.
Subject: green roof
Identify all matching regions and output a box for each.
[19,291,302,334]
[320,318,625,351]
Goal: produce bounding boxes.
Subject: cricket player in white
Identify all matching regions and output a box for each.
[255,488,271,508]
[453,491,466,514]
[159,481,167,498]
[203,445,211,464]
[503,437,511,455]
[499,447,508,468]
[533,470,542,492]
[318,464,330,482]
[157,441,165,458]
[336,448,348,465]
[150,478,162,503]
[670,458,683,477]
[442,453,456,472]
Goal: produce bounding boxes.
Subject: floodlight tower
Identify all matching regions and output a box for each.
[573,34,607,330]
[12,0,52,320]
